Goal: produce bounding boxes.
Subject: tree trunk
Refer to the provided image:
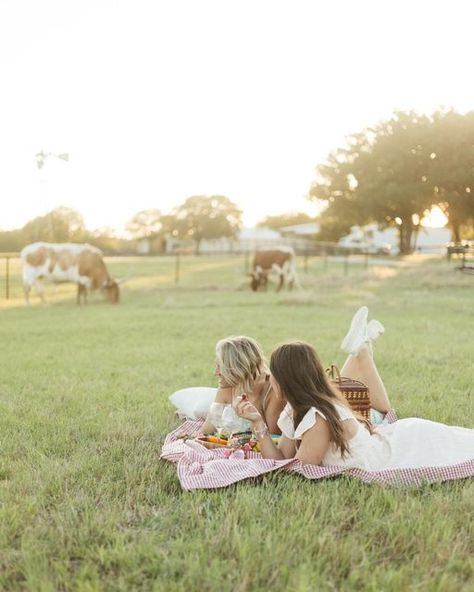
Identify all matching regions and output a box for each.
[450,219,461,243]
[195,237,201,255]
[412,226,420,251]
[398,220,414,255]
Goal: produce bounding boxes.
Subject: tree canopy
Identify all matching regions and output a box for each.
[22,207,86,244]
[170,195,242,253]
[0,198,243,255]
[310,110,474,253]
[125,209,163,240]
[0,207,130,254]
[257,212,313,229]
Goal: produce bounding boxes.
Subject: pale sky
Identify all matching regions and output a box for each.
[1,0,473,233]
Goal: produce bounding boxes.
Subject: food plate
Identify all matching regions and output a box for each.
[195,437,231,449]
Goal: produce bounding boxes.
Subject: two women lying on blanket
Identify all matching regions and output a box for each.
[177,307,474,471]
[200,307,389,437]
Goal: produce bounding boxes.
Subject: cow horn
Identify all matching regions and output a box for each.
[115,265,134,285]
[115,275,131,285]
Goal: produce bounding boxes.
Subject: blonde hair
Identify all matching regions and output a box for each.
[215,336,267,396]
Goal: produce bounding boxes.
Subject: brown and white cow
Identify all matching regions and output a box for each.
[249,246,298,292]
[20,242,120,304]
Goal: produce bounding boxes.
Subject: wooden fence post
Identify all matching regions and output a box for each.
[344,252,349,276]
[175,253,180,285]
[6,256,10,300]
[244,250,249,274]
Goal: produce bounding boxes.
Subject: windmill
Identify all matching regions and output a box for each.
[35,150,69,169]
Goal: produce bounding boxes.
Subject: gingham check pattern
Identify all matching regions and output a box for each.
[160,411,474,491]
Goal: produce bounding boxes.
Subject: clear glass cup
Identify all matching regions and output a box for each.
[221,404,244,438]
[208,402,226,438]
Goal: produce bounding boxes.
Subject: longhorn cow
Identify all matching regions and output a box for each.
[20,242,120,304]
[249,246,297,292]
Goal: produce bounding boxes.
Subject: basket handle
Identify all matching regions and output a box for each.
[326,364,341,382]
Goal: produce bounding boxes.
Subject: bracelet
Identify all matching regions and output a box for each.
[252,423,269,439]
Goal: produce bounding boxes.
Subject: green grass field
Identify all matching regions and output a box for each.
[0,254,473,591]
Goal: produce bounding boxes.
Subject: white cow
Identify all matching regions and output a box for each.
[20,242,120,304]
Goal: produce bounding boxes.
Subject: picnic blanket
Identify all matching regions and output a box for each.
[160,412,474,490]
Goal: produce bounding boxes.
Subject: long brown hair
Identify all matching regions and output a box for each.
[270,341,371,457]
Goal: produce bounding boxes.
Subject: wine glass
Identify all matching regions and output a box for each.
[208,402,226,438]
[221,404,245,439]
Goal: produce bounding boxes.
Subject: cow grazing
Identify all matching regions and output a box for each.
[250,246,298,292]
[20,242,120,305]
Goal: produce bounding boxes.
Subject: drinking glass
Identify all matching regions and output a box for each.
[208,402,226,438]
[221,404,244,438]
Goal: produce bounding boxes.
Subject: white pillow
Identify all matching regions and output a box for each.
[169,386,218,420]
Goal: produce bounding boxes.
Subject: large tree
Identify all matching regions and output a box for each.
[310,110,474,253]
[428,110,474,241]
[126,209,163,239]
[21,206,86,244]
[0,208,133,253]
[0,229,24,252]
[257,212,313,230]
[170,195,242,254]
[125,208,168,253]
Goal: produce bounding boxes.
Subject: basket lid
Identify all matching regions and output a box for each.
[336,376,369,392]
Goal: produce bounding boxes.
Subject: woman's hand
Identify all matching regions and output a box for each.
[234,394,262,423]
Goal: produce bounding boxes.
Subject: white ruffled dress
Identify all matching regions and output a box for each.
[277,402,474,470]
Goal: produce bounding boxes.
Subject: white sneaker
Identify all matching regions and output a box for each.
[367,319,385,343]
[340,306,369,355]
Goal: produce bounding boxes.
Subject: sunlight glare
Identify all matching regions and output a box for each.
[421,206,448,228]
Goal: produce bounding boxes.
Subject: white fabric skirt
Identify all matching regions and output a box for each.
[376,418,474,469]
[323,417,474,470]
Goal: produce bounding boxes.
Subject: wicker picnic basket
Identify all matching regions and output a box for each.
[326,364,371,420]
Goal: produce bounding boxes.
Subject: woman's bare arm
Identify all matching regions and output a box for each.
[263,391,286,434]
[250,421,291,460]
[234,397,295,459]
[295,418,331,465]
[253,421,330,464]
[276,434,297,458]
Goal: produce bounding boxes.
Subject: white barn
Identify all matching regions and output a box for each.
[339,223,452,254]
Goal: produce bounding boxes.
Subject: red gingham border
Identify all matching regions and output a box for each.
[160,412,474,491]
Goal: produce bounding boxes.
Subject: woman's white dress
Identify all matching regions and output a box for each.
[277,402,474,470]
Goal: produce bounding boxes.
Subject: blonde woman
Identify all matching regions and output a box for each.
[201,336,285,434]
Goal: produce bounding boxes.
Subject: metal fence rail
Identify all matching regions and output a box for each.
[0,249,398,302]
